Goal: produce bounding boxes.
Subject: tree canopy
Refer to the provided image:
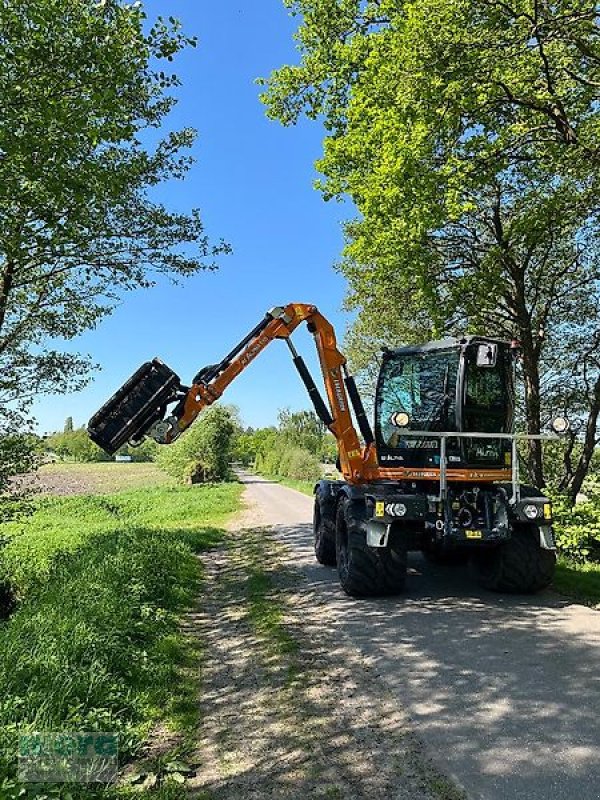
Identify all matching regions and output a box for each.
[263,0,600,495]
[0,0,228,435]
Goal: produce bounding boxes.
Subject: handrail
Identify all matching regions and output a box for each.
[393,430,557,503]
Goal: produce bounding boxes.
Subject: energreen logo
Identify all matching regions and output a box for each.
[18,732,118,783]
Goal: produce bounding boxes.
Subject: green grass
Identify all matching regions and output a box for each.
[0,481,242,798]
[236,533,299,685]
[554,557,600,606]
[246,567,298,659]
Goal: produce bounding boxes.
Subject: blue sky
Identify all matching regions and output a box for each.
[32,0,353,434]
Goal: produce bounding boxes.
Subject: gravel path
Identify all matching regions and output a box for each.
[189,480,463,800]
[235,473,600,800]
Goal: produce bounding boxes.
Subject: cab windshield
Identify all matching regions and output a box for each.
[376,350,460,448]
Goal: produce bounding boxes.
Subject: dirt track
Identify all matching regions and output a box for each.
[189,477,463,800]
[223,472,600,800]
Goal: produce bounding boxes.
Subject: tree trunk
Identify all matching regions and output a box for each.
[568,374,600,504]
[520,341,544,487]
[0,259,15,335]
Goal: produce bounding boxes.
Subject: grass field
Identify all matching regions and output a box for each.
[0,469,242,799]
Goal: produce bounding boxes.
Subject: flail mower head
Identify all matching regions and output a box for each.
[87,359,182,455]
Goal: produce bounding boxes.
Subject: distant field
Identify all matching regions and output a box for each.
[29,461,174,496]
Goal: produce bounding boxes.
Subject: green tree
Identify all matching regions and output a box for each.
[232,429,260,466]
[45,428,109,462]
[263,0,600,496]
[0,0,228,434]
[278,408,327,454]
[0,434,38,521]
[63,417,74,434]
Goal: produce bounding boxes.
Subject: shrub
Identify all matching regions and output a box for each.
[256,442,321,483]
[157,406,237,483]
[44,428,110,462]
[552,493,600,563]
[284,447,322,481]
[0,434,39,523]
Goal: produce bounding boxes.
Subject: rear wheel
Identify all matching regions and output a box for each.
[474,526,555,593]
[335,497,407,597]
[313,495,336,566]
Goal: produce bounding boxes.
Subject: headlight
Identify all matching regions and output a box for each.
[523,503,539,520]
[551,416,570,435]
[390,412,410,428]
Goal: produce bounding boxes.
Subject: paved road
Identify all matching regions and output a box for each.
[237,472,600,800]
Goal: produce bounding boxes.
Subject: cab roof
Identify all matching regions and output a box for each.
[383,335,510,358]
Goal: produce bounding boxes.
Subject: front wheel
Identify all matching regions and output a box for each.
[336,498,407,597]
[473,526,555,593]
[313,495,336,566]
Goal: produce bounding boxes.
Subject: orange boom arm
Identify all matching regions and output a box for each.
[168,304,380,484]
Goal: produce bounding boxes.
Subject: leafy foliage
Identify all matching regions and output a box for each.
[552,473,600,563]
[553,496,600,563]
[157,406,238,483]
[263,0,600,494]
[43,427,158,463]
[255,443,322,482]
[0,0,228,433]
[0,434,38,523]
[44,428,109,463]
[250,411,326,482]
[277,408,337,461]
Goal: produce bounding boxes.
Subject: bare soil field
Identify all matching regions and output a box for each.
[20,462,174,496]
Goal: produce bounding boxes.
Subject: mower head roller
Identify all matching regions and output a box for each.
[88,359,183,455]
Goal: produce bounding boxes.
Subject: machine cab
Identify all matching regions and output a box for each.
[374,337,515,470]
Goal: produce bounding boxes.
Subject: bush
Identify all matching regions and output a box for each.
[284,447,322,481]
[157,406,237,483]
[0,434,39,523]
[44,428,110,463]
[256,442,321,483]
[553,492,600,563]
[42,428,158,463]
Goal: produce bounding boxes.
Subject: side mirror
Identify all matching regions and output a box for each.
[476,343,497,367]
[550,416,570,435]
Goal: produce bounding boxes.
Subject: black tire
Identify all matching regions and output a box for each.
[335,497,407,597]
[313,495,336,566]
[473,526,556,593]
